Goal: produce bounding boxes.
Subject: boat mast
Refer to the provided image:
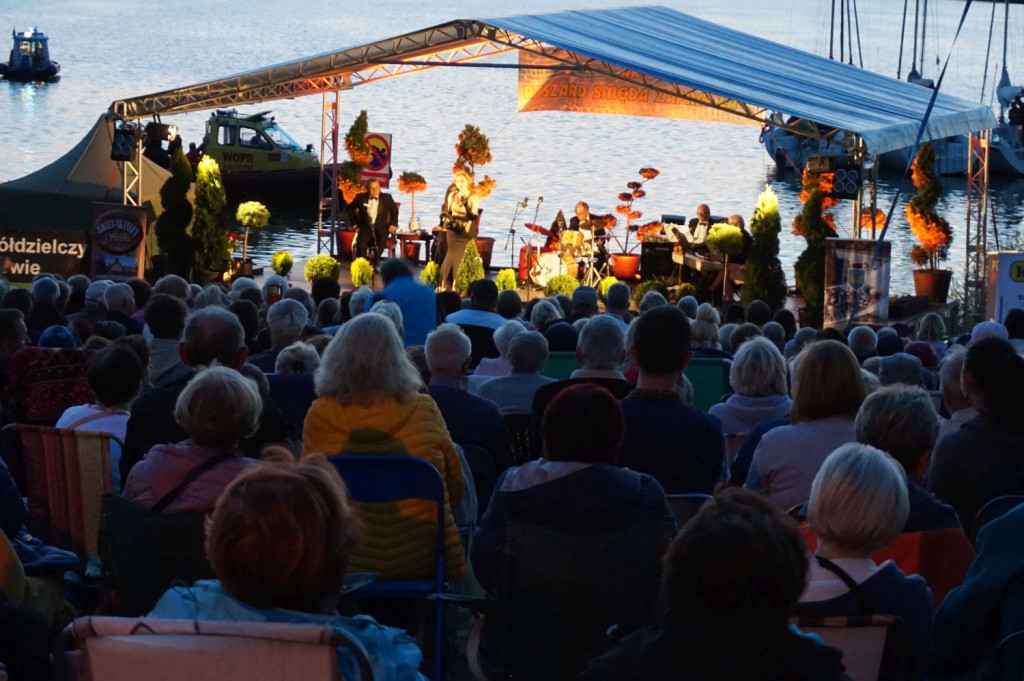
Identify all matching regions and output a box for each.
[912,0,920,74]
[981,0,997,104]
[920,0,927,76]
[897,0,909,78]
[829,0,836,60]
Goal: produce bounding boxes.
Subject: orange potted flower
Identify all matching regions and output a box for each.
[610,167,659,280]
[906,143,953,302]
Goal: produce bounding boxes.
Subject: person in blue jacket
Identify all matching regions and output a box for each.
[149,455,426,681]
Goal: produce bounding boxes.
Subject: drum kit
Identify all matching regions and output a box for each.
[522,222,594,288]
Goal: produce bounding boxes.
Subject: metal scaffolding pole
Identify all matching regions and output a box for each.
[116,102,143,208]
[965,130,990,324]
[317,90,341,256]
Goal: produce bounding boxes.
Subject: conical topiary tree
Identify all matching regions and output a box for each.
[453,124,497,198]
[191,156,229,273]
[235,201,270,262]
[454,239,485,296]
[741,185,787,311]
[906,142,952,271]
[156,147,194,275]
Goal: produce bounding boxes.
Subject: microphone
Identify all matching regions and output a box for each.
[537,196,544,205]
[520,197,529,209]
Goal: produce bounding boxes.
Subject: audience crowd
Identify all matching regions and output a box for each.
[0,264,1021,680]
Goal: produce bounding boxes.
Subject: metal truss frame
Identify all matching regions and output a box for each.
[965,131,990,324]
[318,91,341,255]
[112,102,143,207]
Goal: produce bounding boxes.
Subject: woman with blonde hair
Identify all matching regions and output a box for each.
[745,340,866,510]
[438,169,480,290]
[915,312,947,364]
[303,313,466,580]
[150,456,427,681]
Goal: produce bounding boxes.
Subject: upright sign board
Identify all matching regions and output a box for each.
[90,203,146,281]
[358,132,393,188]
[823,238,891,327]
[986,251,1024,322]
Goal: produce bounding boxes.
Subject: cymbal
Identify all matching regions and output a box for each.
[524,222,554,237]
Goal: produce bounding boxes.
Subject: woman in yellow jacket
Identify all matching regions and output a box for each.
[303,313,466,581]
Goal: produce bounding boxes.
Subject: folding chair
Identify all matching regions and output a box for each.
[0,424,116,561]
[4,347,94,426]
[683,358,729,412]
[972,495,1024,546]
[55,616,373,681]
[459,443,497,522]
[793,613,914,681]
[502,413,536,466]
[266,372,318,436]
[328,455,447,681]
[664,493,712,527]
[539,351,581,381]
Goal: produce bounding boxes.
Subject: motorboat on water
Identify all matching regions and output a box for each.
[0,28,59,82]
[201,109,321,203]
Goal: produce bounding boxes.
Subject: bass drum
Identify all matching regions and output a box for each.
[530,252,565,288]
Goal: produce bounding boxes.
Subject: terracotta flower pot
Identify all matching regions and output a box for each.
[611,253,641,280]
[913,269,953,304]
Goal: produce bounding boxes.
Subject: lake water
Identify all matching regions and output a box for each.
[2,0,1023,293]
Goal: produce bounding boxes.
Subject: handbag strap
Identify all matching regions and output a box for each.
[815,555,876,615]
[151,454,234,513]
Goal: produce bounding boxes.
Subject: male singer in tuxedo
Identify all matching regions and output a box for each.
[351,180,399,264]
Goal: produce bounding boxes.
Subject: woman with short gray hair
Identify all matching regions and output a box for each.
[274,341,320,375]
[122,366,261,513]
[471,319,526,390]
[303,313,467,581]
[797,443,934,667]
[710,337,791,437]
[476,331,556,414]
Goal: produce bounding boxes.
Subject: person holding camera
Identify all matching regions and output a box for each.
[438,170,480,290]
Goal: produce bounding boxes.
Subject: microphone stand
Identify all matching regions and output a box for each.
[523,198,544,296]
[504,199,528,270]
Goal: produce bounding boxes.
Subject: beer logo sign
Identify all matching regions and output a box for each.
[92,209,144,255]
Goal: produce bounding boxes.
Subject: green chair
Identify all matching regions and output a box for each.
[540,351,581,380]
[684,358,730,412]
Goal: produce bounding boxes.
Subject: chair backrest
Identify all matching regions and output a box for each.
[495,517,666,681]
[458,324,500,369]
[57,616,372,681]
[683,358,729,412]
[328,455,446,588]
[539,351,581,381]
[98,493,213,617]
[503,412,537,466]
[1,424,115,559]
[4,347,94,426]
[459,443,496,523]
[972,494,1024,546]
[266,372,318,436]
[793,614,911,681]
[665,493,712,527]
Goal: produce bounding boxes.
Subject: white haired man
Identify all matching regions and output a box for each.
[247,299,309,373]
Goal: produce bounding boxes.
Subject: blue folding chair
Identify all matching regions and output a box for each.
[328,455,447,681]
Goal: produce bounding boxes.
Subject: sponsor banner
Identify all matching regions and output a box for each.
[824,238,891,327]
[0,232,87,282]
[986,251,1024,322]
[517,51,756,125]
[359,132,393,187]
[91,203,146,281]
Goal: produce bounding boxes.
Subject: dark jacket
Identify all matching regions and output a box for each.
[428,382,510,472]
[351,191,399,234]
[583,614,846,681]
[927,414,1024,534]
[619,394,725,494]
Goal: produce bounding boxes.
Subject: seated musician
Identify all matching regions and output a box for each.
[546,209,569,250]
[683,204,713,254]
[570,202,609,272]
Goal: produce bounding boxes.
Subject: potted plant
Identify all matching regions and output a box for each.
[336,111,371,259]
[545,274,579,298]
[495,268,517,292]
[741,185,787,311]
[233,200,270,278]
[597,275,619,302]
[397,171,427,232]
[610,167,660,280]
[191,156,230,283]
[350,257,374,288]
[792,167,838,328]
[271,250,293,277]
[304,253,341,285]
[706,222,746,302]
[154,147,194,277]
[632,280,669,309]
[454,240,485,296]
[906,143,953,303]
[454,125,497,264]
[421,261,441,288]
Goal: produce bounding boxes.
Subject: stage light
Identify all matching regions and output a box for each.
[111,121,139,162]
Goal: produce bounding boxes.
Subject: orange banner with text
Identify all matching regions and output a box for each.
[517,51,757,125]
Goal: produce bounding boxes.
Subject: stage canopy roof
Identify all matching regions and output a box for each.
[111,6,996,156]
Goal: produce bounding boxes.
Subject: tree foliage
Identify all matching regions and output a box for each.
[906,142,953,270]
[270,250,293,277]
[156,147,194,272]
[191,156,229,273]
[741,185,787,311]
[545,274,579,298]
[453,125,497,198]
[454,239,485,296]
[495,268,517,292]
[304,254,341,284]
[792,171,837,324]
